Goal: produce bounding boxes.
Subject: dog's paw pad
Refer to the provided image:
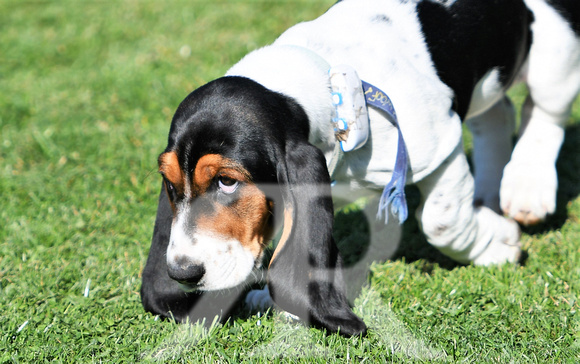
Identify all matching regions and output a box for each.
[500,161,557,226]
[512,209,543,226]
[244,286,273,312]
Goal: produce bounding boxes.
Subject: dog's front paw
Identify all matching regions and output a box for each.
[244,286,273,313]
[473,210,521,266]
[500,159,557,226]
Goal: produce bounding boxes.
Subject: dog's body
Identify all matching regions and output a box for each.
[141,0,580,335]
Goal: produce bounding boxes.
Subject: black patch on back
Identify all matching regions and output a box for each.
[547,0,580,35]
[417,0,532,119]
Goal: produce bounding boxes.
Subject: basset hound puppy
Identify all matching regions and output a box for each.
[141,0,580,336]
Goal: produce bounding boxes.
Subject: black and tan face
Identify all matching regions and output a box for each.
[159,151,274,291]
[146,76,366,335]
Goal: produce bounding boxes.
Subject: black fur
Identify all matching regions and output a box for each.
[547,0,580,35]
[417,0,532,119]
[141,77,366,336]
[269,126,367,336]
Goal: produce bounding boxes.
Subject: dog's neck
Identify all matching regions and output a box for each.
[226,45,336,148]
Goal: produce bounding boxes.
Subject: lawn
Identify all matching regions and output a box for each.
[1,1,579,362]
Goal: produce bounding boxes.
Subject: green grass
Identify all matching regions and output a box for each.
[1,1,579,362]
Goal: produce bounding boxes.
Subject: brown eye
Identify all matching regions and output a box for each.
[218,176,239,194]
[163,178,177,201]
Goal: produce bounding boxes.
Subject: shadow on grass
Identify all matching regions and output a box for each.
[333,186,461,276]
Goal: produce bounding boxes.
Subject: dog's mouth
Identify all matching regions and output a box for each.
[177,282,201,293]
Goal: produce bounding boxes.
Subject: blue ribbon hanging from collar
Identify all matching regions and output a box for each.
[361,80,409,224]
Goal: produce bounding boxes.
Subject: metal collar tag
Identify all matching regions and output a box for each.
[329,65,370,152]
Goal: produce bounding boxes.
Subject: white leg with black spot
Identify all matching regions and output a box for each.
[416,147,521,265]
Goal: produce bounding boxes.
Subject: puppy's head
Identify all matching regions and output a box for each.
[160,76,366,335]
[160,77,282,291]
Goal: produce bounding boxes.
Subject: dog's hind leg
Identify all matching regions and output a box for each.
[416,146,521,266]
[466,97,516,213]
[500,0,580,225]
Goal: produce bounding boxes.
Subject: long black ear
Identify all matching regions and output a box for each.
[267,140,367,336]
[140,184,244,324]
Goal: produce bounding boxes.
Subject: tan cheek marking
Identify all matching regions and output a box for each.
[197,185,272,258]
[269,205,293,267]
[193,154,270,256]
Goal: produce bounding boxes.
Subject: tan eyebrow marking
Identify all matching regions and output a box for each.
[193,154,251,195]
[158,151,185,193]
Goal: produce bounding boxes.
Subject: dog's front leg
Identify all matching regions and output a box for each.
[499,97,566,225]
[415,146,521,265]
[500,1,580,225]
[466,97,516,213]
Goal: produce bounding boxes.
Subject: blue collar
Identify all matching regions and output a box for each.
[327,66,408,224]
[360,80,408,224]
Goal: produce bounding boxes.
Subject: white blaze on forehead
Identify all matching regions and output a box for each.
[167,207,257,291]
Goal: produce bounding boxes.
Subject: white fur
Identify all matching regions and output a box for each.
[465,68,504,119]
[227,45,335,146]
[167,205,257,291]
[226,0,578,265]
[230,0,461,187]
[415,145,521,264]
[276,0,460,185]
[499,0,580,224]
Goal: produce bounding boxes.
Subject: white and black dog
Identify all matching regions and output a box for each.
[141,0,580,336]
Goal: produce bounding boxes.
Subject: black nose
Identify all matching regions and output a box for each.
[167,261,205,286]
